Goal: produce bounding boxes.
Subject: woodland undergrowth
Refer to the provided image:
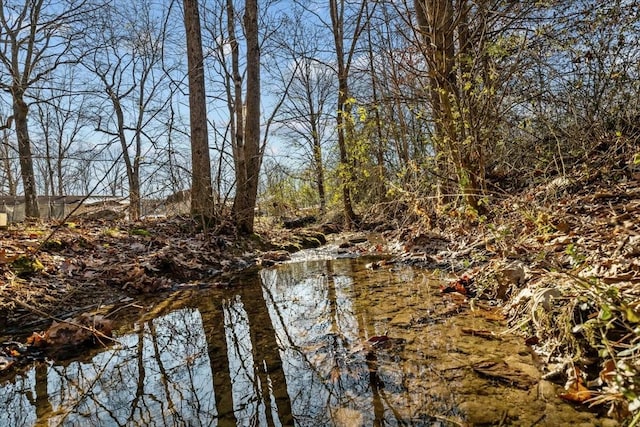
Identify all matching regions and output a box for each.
[1,143,639,422]
[382,143,640,423]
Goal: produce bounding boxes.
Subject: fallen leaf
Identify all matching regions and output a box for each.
[0,249,19,264]
[599,360,616,385]
[441,275,475,296]
[559,367,592,403]
[26,332,46,347]
[31,314,114,349]
[367,335,390,344]
[559,383,591,403]
[622,304,640,323]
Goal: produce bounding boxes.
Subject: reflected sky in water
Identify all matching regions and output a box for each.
[0,256,598,426]
[1,257,436,426]
[2,307,217,426]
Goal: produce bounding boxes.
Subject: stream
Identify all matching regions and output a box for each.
[0,247,611,426]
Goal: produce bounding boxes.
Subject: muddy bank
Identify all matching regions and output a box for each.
[382,174,640,423]
[0,216,330,336]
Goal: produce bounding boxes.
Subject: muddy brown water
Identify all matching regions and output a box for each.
[0,248,614,426]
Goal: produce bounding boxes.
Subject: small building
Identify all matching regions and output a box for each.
[0,195,128,223]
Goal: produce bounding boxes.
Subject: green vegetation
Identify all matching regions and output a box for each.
[10,255,44,277]
[1,0,639,422]
[129,228,151,237]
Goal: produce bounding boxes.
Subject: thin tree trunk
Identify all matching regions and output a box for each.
[57,139,65,195]
[304,66,327,214]
[335,85,357,227]
[1,130,17,195]
[183,0,215,223]
[329,0,358,228]
[109,91,141,220]
[312,136,326,214]
[233,0,262,234]
[13,90,39,217]
[364,1,386,200]
[228,0,244,188]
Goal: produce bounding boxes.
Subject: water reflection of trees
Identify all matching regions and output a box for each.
[0,309,218,426]
[260,260,378,426]
[259,259,443,426]
[0,278,295,426]
[0,372,38,426]
[0,257,440,426]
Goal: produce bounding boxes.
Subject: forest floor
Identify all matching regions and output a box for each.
[0,215,331,335]
[387,167,640,422]
[1,160,639,422]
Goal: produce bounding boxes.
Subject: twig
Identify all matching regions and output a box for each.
[9,297,119,343]
[448,236,496,258]
[106,301,144,318]
[531,413,546,426]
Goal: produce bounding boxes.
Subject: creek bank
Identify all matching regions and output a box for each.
[0,217,330,338]
[380,173,640,423]
[1,172,638,423]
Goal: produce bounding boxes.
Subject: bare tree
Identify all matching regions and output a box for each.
[208,0,262,233]
[33,70,89,196]
[83,0,175,220]
[0,0,97,217]
[230,0,261,233]
[273,18,335,214]
[199,0,291,231]
[183,0,215,223]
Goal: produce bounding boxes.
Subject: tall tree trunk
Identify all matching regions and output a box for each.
[1,129,17,195]
[329,0,358,228]
[228,0,244,198]
[312,135,326,214]
[233,0,262,234]
[414,0,482,212]
[364,1,386,200]
[335,84,358,227]
[305,67,327,214]
[57,140,65,195]
[183,0,215,223]
[109,90,141,220]
[13,90,39,217]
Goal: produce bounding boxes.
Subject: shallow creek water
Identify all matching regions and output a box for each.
[1,249,611,426]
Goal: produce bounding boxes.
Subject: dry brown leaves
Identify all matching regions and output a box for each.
[1,215,317,333]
